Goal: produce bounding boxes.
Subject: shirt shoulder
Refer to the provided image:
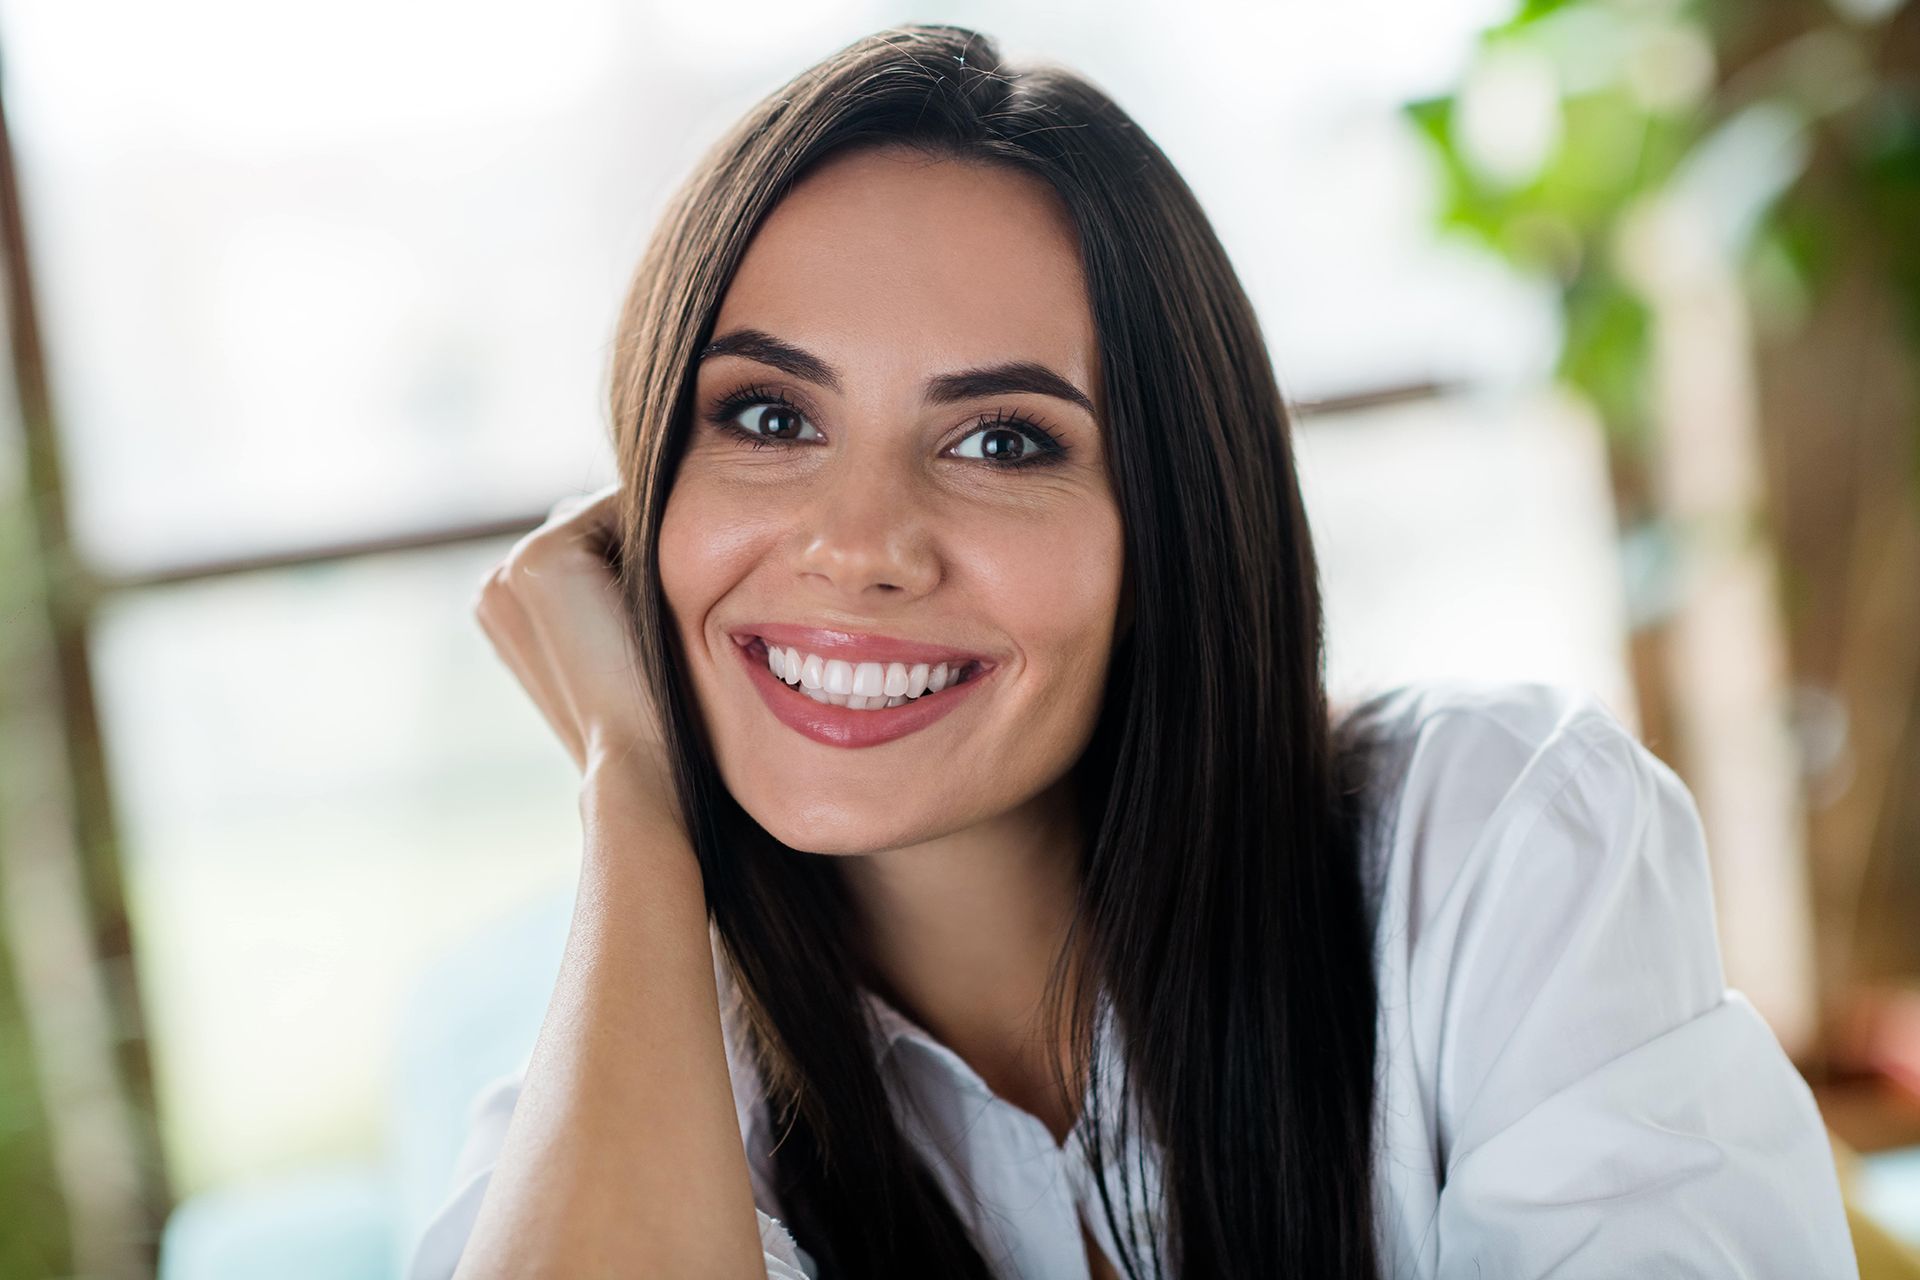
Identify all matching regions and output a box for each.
[1346,678,1857,1276]
[1336,679,1743,1174]
[1337,675,1636,836]
[1341,676,1722,1120]
[1338,677,1656,928]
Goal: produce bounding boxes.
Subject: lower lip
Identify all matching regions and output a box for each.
[733,637,994,748]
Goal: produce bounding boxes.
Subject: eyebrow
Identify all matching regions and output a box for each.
[697,327,1099,419]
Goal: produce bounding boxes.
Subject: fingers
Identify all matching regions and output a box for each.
[468,480,652,772]
[497,485,622,584]
[471,557,589,768]
[544,484,625,563]
[470,482,626,620]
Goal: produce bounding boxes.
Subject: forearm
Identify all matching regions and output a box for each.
[453,761,766,1279]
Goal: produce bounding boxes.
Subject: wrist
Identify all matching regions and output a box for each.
[576,761,706,908]
[583,729,670,791]
[581,750,671,810]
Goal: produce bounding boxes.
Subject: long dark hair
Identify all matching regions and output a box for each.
[609,24,1384,1278]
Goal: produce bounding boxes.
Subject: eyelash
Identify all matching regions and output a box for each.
[702,382,1073,471]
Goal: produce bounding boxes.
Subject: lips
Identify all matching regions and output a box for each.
[741,629,983,702]
[732,628,995,748]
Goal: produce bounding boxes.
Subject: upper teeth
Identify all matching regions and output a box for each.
[763,642,964,710]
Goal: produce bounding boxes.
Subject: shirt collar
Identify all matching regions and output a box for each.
[859,983,996,1097]
[857,981,1128,1132]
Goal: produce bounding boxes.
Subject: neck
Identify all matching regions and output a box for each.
[837,779,1090,1143]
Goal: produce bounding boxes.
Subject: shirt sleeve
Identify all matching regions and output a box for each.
[1422,701,1859,1277]
[402,1065,815,1280]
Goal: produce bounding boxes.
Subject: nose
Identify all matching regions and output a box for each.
[791,450,939,603]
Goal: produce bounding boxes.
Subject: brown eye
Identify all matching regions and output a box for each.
[756,410,802,441]
[976,427,1029,461]
[757,406,803,438]
[728,402,820,443]
[951,419,1061,466]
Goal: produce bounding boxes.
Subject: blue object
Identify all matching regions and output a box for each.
[157,882,577,1280]
[156,1163,394,1280]
[1858,1145,1920,1248]
[386,882,576,1277]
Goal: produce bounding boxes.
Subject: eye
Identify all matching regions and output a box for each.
[949,414,1069,469]
[725,399,821,445]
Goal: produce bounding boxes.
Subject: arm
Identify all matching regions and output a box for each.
[437,484,794,1278]
[449,758,770,1279]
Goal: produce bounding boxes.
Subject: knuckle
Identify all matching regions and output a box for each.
[502,541,543,579]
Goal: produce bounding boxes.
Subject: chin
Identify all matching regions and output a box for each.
[737,788,936,857]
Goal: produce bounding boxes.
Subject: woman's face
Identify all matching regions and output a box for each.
[659,144,1125,855]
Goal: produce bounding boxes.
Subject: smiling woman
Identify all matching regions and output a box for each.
[660,144,1124,853]
[411,21,1857,1280]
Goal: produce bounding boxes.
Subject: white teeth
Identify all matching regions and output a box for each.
[759,640,976,712]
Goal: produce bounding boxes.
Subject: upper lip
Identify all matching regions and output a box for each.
[731,623,997,670]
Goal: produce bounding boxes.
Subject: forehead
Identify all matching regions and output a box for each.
[712,146,1097,391]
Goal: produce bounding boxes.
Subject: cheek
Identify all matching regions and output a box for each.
[968,500,1125,716]
[654,488,706,653]
[657,474,777,641]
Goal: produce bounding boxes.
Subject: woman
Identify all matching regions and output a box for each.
[411,23,1857,1280]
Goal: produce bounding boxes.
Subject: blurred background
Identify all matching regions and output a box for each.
[0,0,1915,1276]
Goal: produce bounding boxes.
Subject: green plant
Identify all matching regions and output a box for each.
[1405,0,1919,500]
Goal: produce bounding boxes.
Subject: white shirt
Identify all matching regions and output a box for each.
[407,679,1859,1278]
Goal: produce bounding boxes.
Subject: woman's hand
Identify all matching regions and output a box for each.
[454,488,762,1280]
[471,482,667,781]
